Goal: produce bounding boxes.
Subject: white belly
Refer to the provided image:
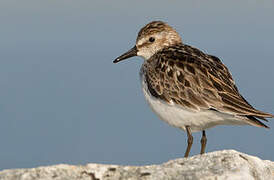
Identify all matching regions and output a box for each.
[139,69,247,132]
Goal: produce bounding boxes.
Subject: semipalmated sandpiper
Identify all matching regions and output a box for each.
[113,21,273,157]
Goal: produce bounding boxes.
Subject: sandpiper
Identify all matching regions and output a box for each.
[113,21,273,157]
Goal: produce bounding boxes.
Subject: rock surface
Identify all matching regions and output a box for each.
[0,150,274,180]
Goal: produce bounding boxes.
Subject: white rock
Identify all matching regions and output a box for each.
[0,150,274,180]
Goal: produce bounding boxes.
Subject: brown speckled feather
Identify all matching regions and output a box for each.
[143,43,273,126]
[114,21,273,156]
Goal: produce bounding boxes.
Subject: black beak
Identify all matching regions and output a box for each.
[113,46,137,63]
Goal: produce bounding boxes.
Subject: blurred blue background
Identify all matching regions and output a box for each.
[0,0,274,170]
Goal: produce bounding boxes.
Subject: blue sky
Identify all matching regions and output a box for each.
[0,0,274,170]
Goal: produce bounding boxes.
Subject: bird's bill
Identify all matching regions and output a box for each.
[113,46,137,63]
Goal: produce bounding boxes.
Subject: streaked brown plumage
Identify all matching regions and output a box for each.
[143,43,273,128]
[114,21,273,157]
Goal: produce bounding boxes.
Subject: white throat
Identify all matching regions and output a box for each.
[137,51,153,60]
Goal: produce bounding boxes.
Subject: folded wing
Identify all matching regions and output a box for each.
[144,44,273,128]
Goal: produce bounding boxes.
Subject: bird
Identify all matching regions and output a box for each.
[113,21,273,157]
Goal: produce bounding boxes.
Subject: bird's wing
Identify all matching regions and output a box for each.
[144,44,274,122]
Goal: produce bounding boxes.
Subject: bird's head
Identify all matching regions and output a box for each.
[113,21,182,63]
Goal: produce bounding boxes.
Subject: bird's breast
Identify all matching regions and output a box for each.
[139,66,246,132]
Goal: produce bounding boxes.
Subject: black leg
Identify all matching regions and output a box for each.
[184,126,193,157]
[200,130,207,154]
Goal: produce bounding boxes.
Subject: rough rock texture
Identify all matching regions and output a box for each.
[0,150,274,180]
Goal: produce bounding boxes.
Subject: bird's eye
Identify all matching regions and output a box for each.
[149,37,155,43]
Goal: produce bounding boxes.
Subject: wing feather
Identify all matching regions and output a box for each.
[143,44,274,126]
